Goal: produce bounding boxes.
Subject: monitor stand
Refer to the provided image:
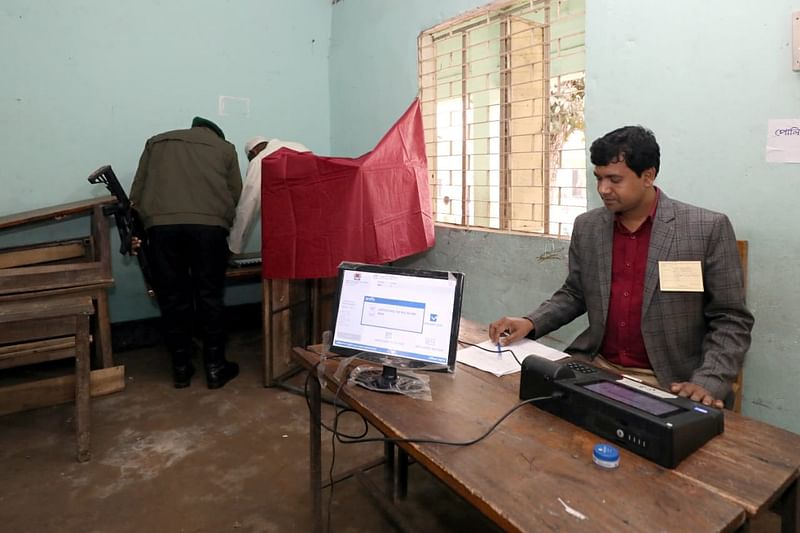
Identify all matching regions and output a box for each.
[355,352,448,372]
[353,364,426,395]
[375,366,399,389]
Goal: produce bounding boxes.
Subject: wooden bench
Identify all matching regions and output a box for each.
[0,295,95,462]
[0,197,117,370]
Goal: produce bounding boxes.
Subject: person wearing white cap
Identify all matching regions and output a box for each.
[228,136,310,254]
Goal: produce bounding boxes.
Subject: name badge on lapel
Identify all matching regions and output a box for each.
[658,261,704,292]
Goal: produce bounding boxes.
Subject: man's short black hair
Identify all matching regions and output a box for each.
[589,125,660,177]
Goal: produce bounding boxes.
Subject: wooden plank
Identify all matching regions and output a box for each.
[0,261,107,278]
[0,317,85,345]
[0,295,94,323]
[313,277,337,343]
[0,337,76,370]
[0,347,78,370]
[270,300,309,381]
[263,278,314,386]
[0,241,87,269]
[262,277,334,387]
[0,365,125,416]
[91,204,113,279]
[225,265,261,280]
[732,240,747,413]
[225,254,262,281]
[0,281,113,303]
[262,280,273,386]
[737,240,748,293]
[92,288,114,368]
[0,196,116,230]
[0,337,74,356]
[0,262,110,295]
[674,412,800,517]
[272,278,290,308]
[75,312,91,462]
[272,304,295,379]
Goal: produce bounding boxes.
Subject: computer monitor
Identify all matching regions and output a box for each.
[329,262,465,391]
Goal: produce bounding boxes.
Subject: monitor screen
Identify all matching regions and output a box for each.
[582,380,681,417]
[329,262,465,371]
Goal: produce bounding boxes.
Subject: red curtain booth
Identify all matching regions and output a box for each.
[261,98,434,279]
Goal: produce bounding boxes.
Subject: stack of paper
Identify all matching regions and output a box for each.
[456,338,569,377]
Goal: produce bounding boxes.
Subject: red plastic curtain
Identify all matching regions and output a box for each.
[261,99,434,279]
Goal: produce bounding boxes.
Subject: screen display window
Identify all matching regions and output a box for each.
[583,381,681,417]
[331,267,460,366]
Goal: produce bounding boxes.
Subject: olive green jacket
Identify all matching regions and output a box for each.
[130,126,242,230]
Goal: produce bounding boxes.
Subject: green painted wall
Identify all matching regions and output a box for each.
[0,0,332,321]
[330,0,800,433]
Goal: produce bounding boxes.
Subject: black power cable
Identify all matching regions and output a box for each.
[304,351,558,531]
[457,339,523,366]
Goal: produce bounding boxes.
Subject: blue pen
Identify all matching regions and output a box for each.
[496,341,503,359]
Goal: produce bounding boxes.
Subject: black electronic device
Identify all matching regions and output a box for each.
[519,356,724,468]
[329,262,465,393]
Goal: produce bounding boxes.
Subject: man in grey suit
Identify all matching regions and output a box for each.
[489,126,753,408]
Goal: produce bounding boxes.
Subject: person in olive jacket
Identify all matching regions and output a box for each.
[130,117,242,389]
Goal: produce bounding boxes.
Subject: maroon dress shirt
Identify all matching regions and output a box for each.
[600,191,660,368]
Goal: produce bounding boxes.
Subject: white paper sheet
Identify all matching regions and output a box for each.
[766,119,800,163]
[457,338,569,377]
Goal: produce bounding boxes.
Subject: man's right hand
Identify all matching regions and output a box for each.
[489,316,534,345]
[130,236,142,256]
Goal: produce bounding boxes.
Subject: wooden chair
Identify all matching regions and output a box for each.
[0,295,95,462]
[731,240,748,413]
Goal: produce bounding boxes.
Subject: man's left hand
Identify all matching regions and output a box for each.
[670,382,724,409]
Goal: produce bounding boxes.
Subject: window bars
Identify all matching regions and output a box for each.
[418,0,586,237]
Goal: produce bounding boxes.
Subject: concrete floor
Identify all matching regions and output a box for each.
[0,327,782,532]
[0,328,497,533]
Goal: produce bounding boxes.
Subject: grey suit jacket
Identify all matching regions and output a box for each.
[526,191,754,400]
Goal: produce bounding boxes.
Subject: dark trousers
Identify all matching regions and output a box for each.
[147,224,229,356]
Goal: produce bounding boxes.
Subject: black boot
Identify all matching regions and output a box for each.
[204,345,239,389]
[172,348,195,389]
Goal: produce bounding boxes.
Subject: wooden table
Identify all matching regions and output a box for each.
[224,254,337,388]
[294,319,800,532]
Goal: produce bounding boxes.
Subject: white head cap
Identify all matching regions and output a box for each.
[244,136,270,155]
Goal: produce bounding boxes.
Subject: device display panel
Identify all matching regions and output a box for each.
[582,380,682,417]
[329,263,464,370]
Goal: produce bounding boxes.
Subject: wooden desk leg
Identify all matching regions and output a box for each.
[93,289,113,369]
[384,442,395,500]
[311,279,321,344]
[308,371,323,533]
[262,279,273,387]
[75,314,91,462]
[397,448,409,501]
[778,477,798,533]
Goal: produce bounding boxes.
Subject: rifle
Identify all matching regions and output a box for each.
[87,165,155,297]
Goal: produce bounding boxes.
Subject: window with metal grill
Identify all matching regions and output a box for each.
[418,0,586,237]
